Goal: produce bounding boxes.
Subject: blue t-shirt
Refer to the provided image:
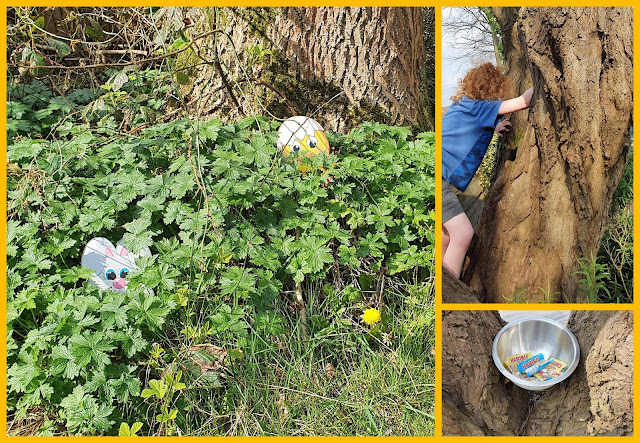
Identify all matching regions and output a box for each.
[442,98,503,191]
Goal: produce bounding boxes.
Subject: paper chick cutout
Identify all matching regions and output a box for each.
[277,116,330,173]
[81,237,152,294]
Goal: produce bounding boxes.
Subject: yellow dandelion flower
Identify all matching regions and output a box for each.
[362,308,381,325]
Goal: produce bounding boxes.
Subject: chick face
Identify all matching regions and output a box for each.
[277,117,330,172]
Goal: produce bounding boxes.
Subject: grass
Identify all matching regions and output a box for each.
[502,280,559,304]
[126,278,435,436]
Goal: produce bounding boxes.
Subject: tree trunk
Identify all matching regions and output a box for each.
[443,310,634,436]
[442,269,481,303]
[442,310,530,435]
[464,7,633,302]
[524,310,633,436]
[178,7,432,133]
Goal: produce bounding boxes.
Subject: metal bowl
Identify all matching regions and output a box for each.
[492,316,580,391]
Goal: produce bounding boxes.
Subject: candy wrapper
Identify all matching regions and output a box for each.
[517,353,544,374]
[534,358,568,381]
[524,358,554,377]
[504,351,533,374]
[504,351,532,367]
[503,352,569,384]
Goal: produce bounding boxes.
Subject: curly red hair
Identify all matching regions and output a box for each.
[451,63,511,102]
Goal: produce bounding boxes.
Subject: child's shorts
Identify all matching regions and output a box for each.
[442,178,464,224]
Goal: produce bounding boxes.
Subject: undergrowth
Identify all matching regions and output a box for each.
[591,147,633,303]
[6,76,435,435]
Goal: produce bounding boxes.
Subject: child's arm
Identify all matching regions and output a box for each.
[498,87,533,115]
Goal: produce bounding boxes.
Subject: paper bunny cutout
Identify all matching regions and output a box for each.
[81,237,152,294]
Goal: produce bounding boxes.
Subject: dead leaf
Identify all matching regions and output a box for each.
[275,393,289,421]
[188,344,227,373]
[325,362,336,379]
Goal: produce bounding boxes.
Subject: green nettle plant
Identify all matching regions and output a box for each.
[7,78,435,435]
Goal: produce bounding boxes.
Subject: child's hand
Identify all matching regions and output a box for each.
[495,120,512,138]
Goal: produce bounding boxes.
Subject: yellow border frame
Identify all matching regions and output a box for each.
[1,2,638,440]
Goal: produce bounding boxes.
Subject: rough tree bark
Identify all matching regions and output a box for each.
[463,7,633,302]
[443,310,634,436]
[179,7,433,132]
[524,310,633,436]
[442,270,481,303]
[442,310,529,435]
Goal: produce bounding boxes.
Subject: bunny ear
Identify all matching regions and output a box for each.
[117,238,153,259]
[82,237,118,278]
[116,244,129,256]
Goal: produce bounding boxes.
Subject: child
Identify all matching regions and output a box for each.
[442,63,533,279]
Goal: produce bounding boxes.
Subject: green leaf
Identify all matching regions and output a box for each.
[108,365,141,403]
[99,293,129,329]
[169,170,195,199]
[138,262,179,290]
[298,236,334,274]
[129,291,174,330]
[254,311,286,335]
[196,119,221,143]
[60,386,115,434]
[19,247,52,272]
[210,304,249,336]
[125,218,151,235]
[85,18,104,40]
[7,357,41,394]
[141,379,167,399]
[131,422,143,434]
[219,267,255,299]
[60,266,95,283]
[12,288,38,314]
[49,345,81,380]
[169,37,190,51]
[338,245,361,268]
[44,232,76,256]
[122,230,156,254]
[46,38,72,58]
[120,421,143,436]
[115,327,148,358]
[137,195,166,212]
[7,139,45,161]
[119,423,131,437]
[175,71,190,85]
[78,208,116,233]
[68,331,116,369]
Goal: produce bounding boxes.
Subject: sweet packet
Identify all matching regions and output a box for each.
[517,353,544,374]
[503,352,568,383]
[534,358,568,381]
[503,351,533,374]
[524,358,554,377]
